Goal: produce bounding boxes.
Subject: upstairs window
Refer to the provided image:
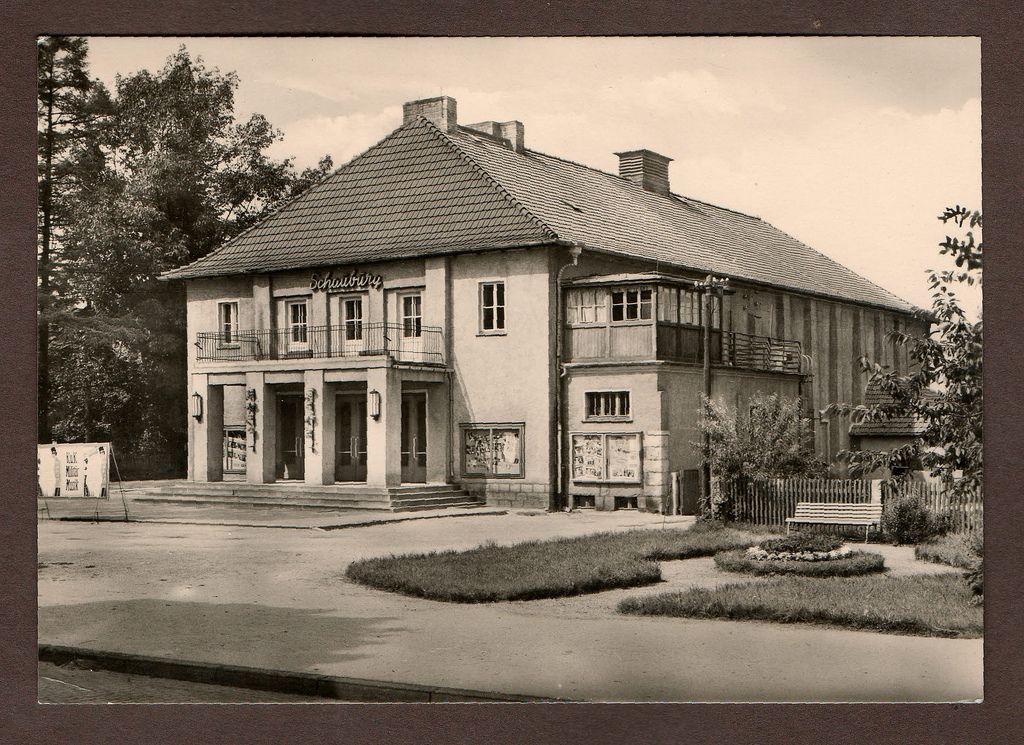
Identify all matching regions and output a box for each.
[610,288,652,322]
[479,281,506,333]
[566,288,607,325]
[287,300,308,345]
[402,294,422,338]
[218,301,238,345]
[343,297,363,341]
[585,391,631,420]
[680,289,701,325]
[679,289,722,329]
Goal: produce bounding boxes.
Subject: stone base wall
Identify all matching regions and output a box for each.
[463,481,552,510]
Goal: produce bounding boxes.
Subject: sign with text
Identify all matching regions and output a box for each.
[310,270,383,293]
[38,443,111,499]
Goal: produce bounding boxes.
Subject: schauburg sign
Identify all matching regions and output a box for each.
[310,270,383,292]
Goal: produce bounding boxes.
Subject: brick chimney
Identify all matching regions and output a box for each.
[403,96,458,133]
[465,119,526,153]
[615,149,673,196]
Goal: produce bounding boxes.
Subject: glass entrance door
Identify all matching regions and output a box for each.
[335,394,368,482]
[401,392,427,483]
[276,395,305,480]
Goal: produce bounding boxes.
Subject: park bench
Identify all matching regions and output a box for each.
[785,502,883,543]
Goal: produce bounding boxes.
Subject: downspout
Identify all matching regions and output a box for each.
[554,243,584,511]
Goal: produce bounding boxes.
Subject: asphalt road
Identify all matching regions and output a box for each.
[38,510,982,702]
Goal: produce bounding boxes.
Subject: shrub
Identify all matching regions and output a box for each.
[963,528,983,600]
[882,491,943,544]
[760,534,843,554]
[714,549,885,577]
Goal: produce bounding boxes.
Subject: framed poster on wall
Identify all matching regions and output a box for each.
[461,423,525,478]
[570,432,642,484]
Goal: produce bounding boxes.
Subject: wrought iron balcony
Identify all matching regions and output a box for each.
[196,322,444,365]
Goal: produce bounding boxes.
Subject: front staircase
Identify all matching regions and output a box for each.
[129,481,483,512]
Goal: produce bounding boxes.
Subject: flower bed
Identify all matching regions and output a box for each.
[714,548,885,577]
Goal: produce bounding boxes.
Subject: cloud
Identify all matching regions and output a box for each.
[267,106,403,167]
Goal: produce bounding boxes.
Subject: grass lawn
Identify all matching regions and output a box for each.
[618,573,982,638]
[345,522,772,602]
[915,533,980,569]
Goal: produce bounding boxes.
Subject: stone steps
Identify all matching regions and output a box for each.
[128,481,482,512]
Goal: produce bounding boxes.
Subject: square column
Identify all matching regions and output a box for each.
[245,371,277,484]
[191,375,224,482]
[303,369,335,486]
[366,367,402,487]
[426,382,450,483]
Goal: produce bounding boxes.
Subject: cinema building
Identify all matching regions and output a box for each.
[161,96,922,512]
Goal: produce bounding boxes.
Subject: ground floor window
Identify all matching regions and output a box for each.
[570,432,642,483]
[223,426,247,473]
[461,423,524,478]
[585,390,631,420]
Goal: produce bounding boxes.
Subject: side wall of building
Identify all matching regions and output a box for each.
[450,248,556,509]
[557,249,925,472]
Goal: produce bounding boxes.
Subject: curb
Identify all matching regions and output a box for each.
[38,644,567,703]
[44,508,509,531]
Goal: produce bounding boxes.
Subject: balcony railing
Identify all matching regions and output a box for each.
[196,322,445,365]
[721,330,803,374]
[658,325,802,373]
[567,321,803,374]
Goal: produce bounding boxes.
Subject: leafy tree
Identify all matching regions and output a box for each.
[696,392,827,517]
[288,155,335,199]
[45,44,333,468]
[37,36,112,441]
[825,206,983,502]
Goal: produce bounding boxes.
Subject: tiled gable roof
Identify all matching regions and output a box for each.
[162,117,915,314]
[162,120,554,279]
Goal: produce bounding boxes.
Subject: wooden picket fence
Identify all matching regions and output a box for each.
[728,478,982,533]
[894,481,984,534]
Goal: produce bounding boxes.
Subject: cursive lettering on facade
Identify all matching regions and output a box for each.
[310,270,384,293]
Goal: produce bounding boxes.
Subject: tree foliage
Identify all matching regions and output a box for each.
[37,36,113,441]
[825,206,983,501]
[696,392,828,517]
[39,40,333,467]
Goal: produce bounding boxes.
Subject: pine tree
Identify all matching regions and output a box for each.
[37,36,112,442]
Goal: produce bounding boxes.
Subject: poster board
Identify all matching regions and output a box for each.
[37,442,111,499]
[606,434,642,481]
[571,432,643,483]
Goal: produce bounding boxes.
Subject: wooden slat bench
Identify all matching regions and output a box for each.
[785,502,883,542]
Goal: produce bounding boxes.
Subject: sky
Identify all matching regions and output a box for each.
[85,36,981,312]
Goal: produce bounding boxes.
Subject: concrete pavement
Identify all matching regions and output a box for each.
[37,511,982,702]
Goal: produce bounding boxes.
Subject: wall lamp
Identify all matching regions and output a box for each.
[368,389,381,420]
[191,392,204,421]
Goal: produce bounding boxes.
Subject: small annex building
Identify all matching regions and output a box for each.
[162,95,924,512]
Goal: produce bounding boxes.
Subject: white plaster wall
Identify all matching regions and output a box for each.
[449,248,554,488]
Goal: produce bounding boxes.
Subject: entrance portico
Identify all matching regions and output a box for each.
[190,365,449,490]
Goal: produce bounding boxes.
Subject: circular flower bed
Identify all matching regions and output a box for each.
[713,533,885,577]
[713,549,886,577]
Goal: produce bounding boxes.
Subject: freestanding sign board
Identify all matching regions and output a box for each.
[37,443,111,499]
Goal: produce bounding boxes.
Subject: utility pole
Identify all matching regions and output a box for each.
[694,275,729,518]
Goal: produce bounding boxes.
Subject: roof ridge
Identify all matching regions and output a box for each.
[479,139,914,311]
[747,215,916,311]
[420,119,558,241]
[160,120,420,279]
